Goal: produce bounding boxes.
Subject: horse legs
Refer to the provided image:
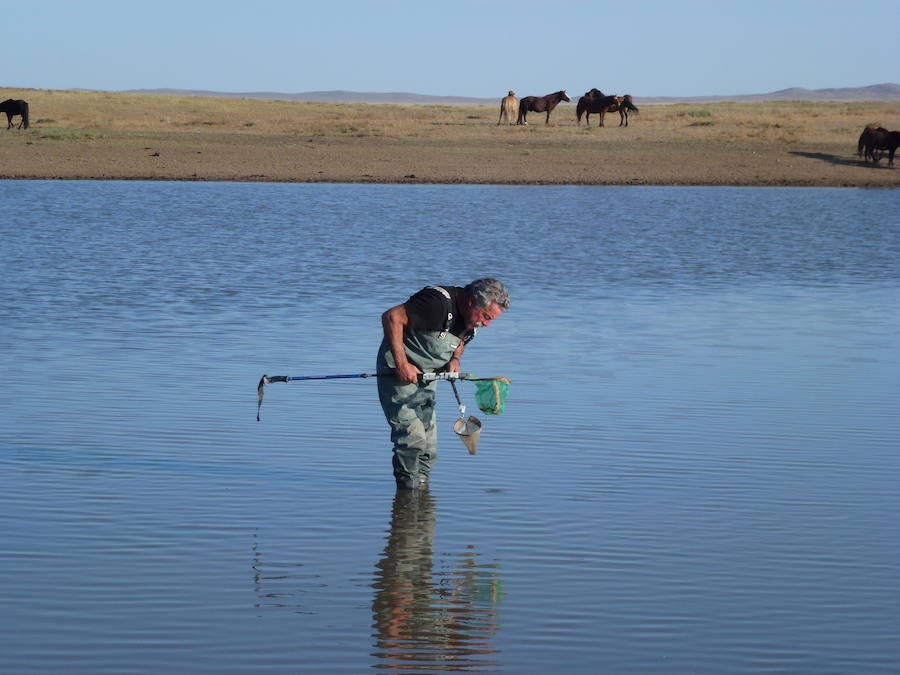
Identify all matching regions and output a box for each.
[5,114,11,130]
[868,146,878,163]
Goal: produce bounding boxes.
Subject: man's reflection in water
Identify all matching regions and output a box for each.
[371,491,502,672]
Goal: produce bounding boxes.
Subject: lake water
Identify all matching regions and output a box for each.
[1,181,898,674]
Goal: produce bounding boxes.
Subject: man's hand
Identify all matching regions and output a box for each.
[446,356,461,373]
[395,361,422,385]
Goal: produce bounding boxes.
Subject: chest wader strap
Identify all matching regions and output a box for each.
[427,286,453,338]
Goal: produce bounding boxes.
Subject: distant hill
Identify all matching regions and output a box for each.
[123,83,900,105]
[637,83,900,104]
[123,88,494,106]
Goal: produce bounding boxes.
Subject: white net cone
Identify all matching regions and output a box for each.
[453,416,483,455]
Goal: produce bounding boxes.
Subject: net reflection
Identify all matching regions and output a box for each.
[371,491,502,672]
[251,532,322,613]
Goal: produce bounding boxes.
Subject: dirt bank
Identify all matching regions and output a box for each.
[1,89,898,187]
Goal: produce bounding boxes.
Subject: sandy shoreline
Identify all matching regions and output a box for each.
[4,133,898,188]
[1,90,898,188]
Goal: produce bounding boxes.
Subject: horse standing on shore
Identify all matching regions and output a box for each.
[498,90,519,125]
[516,90,570,125]
[857,125,900,166]
[576,89,639,127]
[858,125,900,167]
[1,99,29,129]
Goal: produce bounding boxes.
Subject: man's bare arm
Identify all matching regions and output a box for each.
[382,304,420,384]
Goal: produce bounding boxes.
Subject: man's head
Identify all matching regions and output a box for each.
[462,278,509,329]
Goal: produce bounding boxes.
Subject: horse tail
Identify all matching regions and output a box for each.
[22,101,29,129]
[576,99,585,124]
[499,96,518,125]
[509,99,519,122]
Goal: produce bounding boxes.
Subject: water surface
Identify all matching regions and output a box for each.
[1,181,898,673]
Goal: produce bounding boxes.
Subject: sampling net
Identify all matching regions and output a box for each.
[474,378,510,415]
[453,416,483,455]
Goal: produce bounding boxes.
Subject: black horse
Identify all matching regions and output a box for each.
[576,89,639,127]
[1,99,29,129]
[516,90,570,125]
[858,125,900,166]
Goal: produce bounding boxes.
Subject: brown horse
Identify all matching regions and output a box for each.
[0,99,29,129]
[576,89,638,127]
[516,90,570,125]
[498,90,518,125]
[858,125,900,166]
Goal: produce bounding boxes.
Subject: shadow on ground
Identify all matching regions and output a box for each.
[790,151,887,169]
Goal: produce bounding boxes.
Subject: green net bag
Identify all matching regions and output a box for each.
[474,378,510,415]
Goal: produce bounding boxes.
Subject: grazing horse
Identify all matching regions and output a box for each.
[516,90,570,125]
[576,89,639,127]
[858,125,900,167]
[857,125,886,161]
[857,125,897,165]
[498,90,519,125]
[0,99,29,129]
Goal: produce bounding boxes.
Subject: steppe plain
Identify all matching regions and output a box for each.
[1,88,898,187]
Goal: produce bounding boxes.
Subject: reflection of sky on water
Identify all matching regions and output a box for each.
[2,182,898,674]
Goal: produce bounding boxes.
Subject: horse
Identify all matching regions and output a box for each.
[516,90,570,125]
[576,89,616,126]
[858,125,900,167]
[576,89,638,127]
[858,125,886,161]
[857,125,899,165]
[1,99,29,129]
[498,90,519,125]
[606,95,639,127]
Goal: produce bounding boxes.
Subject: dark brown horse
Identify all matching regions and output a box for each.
[516,90,570,125]
[576,89,638,127]
[858,125,900,166]
[1,99,29,129]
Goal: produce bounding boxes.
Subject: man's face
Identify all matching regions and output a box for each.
[463,299,504,329]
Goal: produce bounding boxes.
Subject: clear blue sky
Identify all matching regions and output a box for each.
[4,0,897,98]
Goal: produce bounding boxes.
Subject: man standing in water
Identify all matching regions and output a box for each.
[377,279,510,490]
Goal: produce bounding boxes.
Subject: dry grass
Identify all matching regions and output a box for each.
[2,88,899,186]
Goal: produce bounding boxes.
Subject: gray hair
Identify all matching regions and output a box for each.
[464,278,510,310]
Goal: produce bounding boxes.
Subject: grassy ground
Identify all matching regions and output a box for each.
[1,88,898,186]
